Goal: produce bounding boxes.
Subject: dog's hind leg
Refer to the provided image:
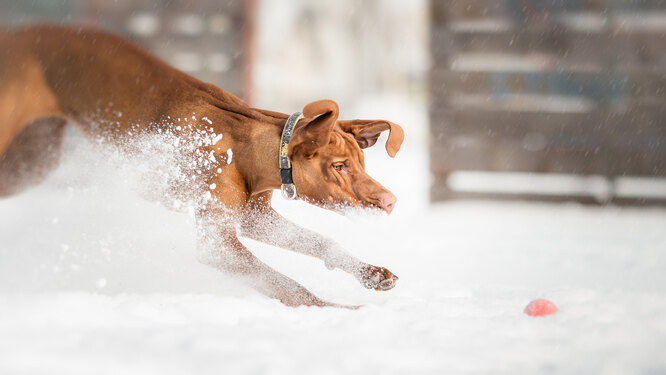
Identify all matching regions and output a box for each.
[0,117,67,197]
[0,42,67,198]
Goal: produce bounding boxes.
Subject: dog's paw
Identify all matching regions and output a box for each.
[360,265,398,291]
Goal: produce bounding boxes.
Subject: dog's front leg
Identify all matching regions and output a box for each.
[196,209,346,307]
[239,193,398,291]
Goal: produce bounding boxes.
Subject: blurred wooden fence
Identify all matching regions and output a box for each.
[0,0,252,102]
[430,0,666,204]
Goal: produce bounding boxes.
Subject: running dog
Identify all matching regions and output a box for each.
[0,25,404,307]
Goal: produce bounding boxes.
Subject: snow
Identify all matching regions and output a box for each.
[1,124,665,374]
[226,148,233,164]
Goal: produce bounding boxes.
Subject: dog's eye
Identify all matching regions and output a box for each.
[332,162,347,173]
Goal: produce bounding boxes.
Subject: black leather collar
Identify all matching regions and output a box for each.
[279,111,303,200]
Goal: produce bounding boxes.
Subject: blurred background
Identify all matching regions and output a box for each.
[1,2,666,374]
[431,0,666,205]
[2,0,665,205]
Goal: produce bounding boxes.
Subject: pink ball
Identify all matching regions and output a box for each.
[524,299,558,317]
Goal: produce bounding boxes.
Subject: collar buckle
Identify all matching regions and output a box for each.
[280,184,298,200]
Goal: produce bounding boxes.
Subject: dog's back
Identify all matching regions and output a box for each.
[0,25,201,196]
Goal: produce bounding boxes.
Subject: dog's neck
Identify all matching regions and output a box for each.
[231,108,292,196]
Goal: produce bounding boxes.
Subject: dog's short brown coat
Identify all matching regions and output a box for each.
[0,25,404,307]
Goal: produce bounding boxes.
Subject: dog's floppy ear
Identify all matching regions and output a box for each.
[338,120,405,158]
[289,100,339,158]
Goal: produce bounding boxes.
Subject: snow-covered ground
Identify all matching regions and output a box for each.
[1,122,666,374]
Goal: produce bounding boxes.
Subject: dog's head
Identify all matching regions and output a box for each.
[288,100,404,214]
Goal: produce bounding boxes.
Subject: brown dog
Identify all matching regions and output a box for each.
[0,25,404,307]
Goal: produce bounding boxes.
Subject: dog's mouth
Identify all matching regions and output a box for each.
[360,198,386,213]
[343,194,395,215]
[302,196,388,216]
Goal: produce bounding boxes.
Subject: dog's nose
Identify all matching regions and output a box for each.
[378,192,397,214]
